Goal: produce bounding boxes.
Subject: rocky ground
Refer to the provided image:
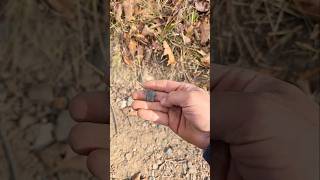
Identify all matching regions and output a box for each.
[0,0,104,179]
[109,0,211,179]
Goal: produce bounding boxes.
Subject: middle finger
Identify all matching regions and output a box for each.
[132,100,169,113]
[132,90,167,102]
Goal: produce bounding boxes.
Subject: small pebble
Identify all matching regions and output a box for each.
[152,164,158,170]
[125,152,132,160]
[127,96,134,107]
[55,110,76,142]
[32,123,54,150]
[119,100,127,109]
[164,147,173,156]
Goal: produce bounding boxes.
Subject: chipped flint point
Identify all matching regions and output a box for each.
[145,89,156,102]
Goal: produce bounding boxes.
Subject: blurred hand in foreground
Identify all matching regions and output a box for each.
[211,64,319,180]
[68,92,108,180]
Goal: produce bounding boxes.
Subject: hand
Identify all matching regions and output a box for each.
[132,80,210,149]
[68,92,108,180]
[212,64,319,180]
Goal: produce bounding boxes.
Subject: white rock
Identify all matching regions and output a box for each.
[55,111,76,142]
[119,100,127,109]
[127,96,134,107]
[164,147,173,156]
[32,123,54,150]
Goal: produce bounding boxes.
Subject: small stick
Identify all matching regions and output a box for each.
[0,127,17,180]
[110,104,118,134]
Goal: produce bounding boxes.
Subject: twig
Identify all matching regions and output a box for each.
[110,104,118,134]
[0,127,17,180]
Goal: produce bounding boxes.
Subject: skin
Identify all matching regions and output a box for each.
[68,64,319,180]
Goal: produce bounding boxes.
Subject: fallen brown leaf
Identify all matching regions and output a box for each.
[123,55,133,65]
[163,41,176,66]
[128,39,138,57]
[195,0,210,12]
[122,47,133,65]
[142,25,155,36]
[122,0,136,21]
[185,25,194,38]
[182,33,191,45]
[137,45,144,60]
[200,17,210,45]
[201,54,210,67]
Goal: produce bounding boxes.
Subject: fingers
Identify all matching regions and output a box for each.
[69,92,108,124]
[161,90,207,108]
[212,64,277,93]
[87,149,109,180]
[137,109,169,126]
[132,100,168,113]
[212,64,258,92]
[69,123,109,155]
[132,90,167,102]
[143,80,193,92]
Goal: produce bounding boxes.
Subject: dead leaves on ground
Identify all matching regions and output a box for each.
[200,17,210,45]
[195,0,210,12]
[112,0,210,67]
[163,41,177,66]
[122,0,136,21]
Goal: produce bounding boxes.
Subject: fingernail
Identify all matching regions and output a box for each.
[69,96,87,120]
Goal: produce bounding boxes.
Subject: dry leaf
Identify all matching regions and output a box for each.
[201,55,210,67]
[185,25,194,38]
[163,41,176,66]
[142,25,155,36]
[137,45,144,60]
[123,54,133,65]
[128,39,138,57]
[46,0,75,19]
[128,109,138,116]
[122,47,133,65]
[182,33,191,45]
[200,17,210,45]
[115,3,123,22]
[122,0,136,21]
[195,0,210,12]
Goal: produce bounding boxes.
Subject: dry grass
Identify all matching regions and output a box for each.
[110,0,210,89]
[0,0,105,82]
[215,0,319,102]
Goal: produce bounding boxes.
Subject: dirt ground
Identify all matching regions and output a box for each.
[109,0,210,179]
[0,0,104,179]
[110,62,210,179]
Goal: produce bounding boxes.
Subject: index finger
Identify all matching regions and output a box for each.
[143,80,185,92]
[69,92,108,124]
